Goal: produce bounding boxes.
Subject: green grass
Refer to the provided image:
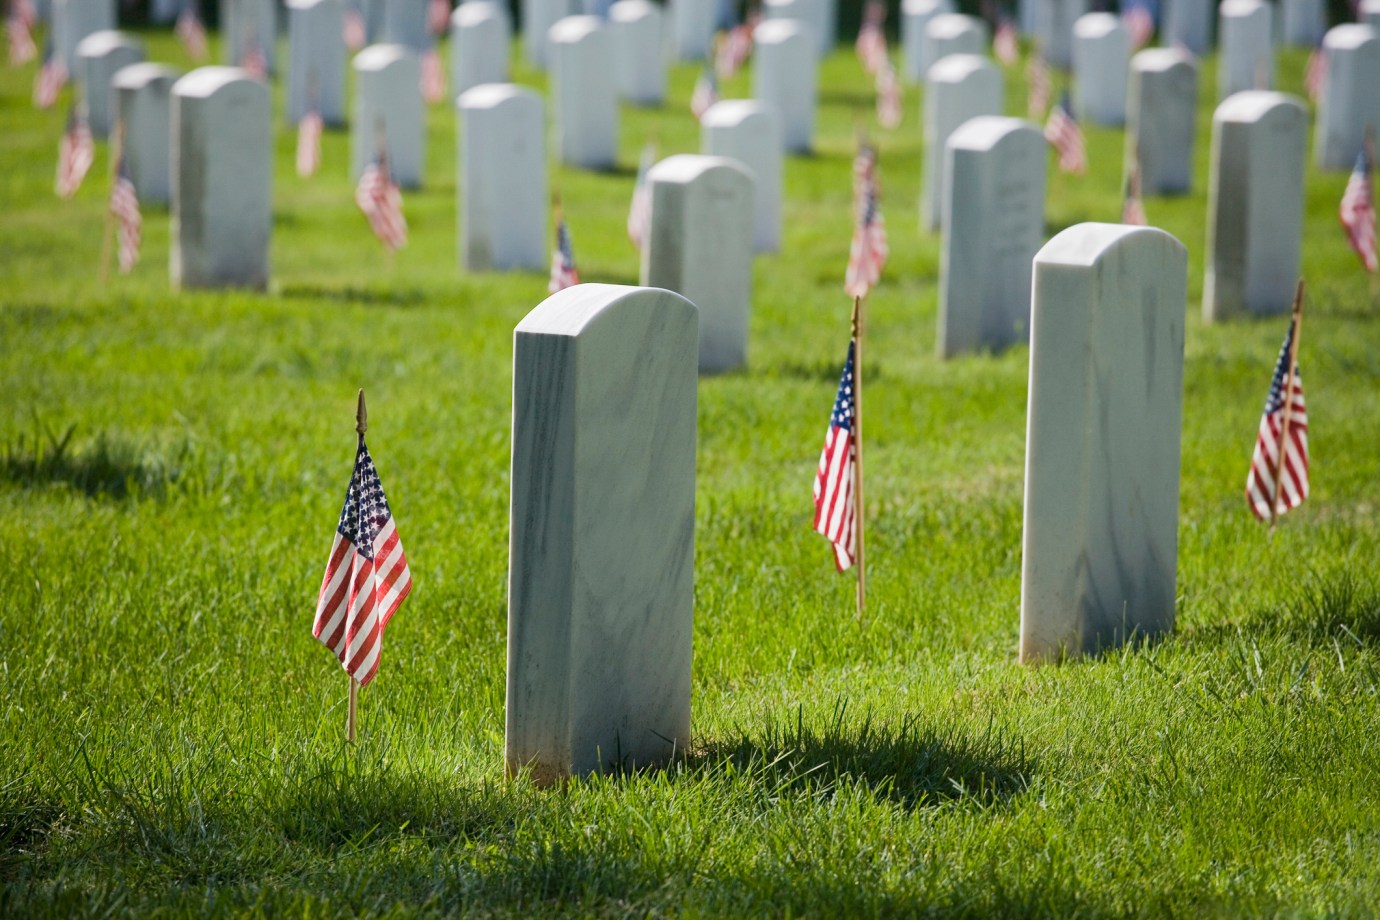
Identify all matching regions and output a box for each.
[3,24,1380,918]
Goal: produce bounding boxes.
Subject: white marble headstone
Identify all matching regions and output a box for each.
[939,117,1046,358]
[113,62,179,206]
[1127,48,1197,195]
[753,19,818,154]
[922,53,1002,232]
[901,0,955,81]
[921,14,988,72]
[382,0,429,51]
[351,44,424,187]
[451,2,511,96]
[1035,0,1089,69]
[608,0,665,105]
[522,0,572,68]
[225,0,278,75]
[549,16,618,170]
[1280,0,1325,47]
[1218,0,1273,99]
[1020,223,1186,663]
[641,155,755,374]
[74,30,144,138]
[1364,0,1380,33]
[457,83,547,272]
[1315,24,1380,171]
[171,67,272,290]
[1071,13,1127,126]
[701,100,783,253]
[1162,0,1212,56]
[1204,91,1307,322]
[764,0,832,56]
[152,0,183,23]
[287,0,346,126]
[53,0,114,70]
[506,283,696,785]
[671,0,716,60]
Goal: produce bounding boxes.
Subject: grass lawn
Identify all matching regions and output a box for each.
[2,24,1379,918]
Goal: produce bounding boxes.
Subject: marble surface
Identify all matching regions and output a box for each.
[939,117,1045,359]
[1071,13,1127,126]
[112,63,179,206]
[286,0,346,126]
[901,0,955,82]
[506,283,696,784]
[171,68,272,290]
[382,0,428,51]
[1315,25,1380,171]
[1127,48,1198,195]
[1163,0,1212,56]
[351,44,424,187]
[921,14,988,75]
[753,20,818,154]
[1204,91,1306,322]
[701,100,783,253]
[641,155,755,374]
[53,0,114,70]
[922,53,1002,232]
[522,0,571,68]
[1281,0,1325,46]
[75,31,143,137]
[457,83,547,272]
[549,16,618,170]
[1035,0,1089,69]
[764,0,832,56]
[451,2,511,96]
[1218,0,1273,99]
[1020,223,1186,663]
[608,0,665,106]
[224,0,278,75]
[1364,0,1380,33]
[670,0,716,60]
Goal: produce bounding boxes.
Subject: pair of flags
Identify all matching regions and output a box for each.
[57,108,141,272]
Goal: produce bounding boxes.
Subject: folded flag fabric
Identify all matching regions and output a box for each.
[1245,319,1309,522]
[1045,93,1087,175]
[55,106,93,199]
[355,148,407,250]
[110,152,142,273]
[1339,148,1377,273]
[813,341,858,571]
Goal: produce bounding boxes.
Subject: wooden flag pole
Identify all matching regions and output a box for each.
[98,119,125,285]
[347,388,366,744]
[851,296,867,627]
[1269,280,1305,535]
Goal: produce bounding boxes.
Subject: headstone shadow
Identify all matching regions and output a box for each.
[0,417,187,500]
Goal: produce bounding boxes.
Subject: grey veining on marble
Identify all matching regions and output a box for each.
[608,0,665,105]
[1162,0,1212,55]
[506,283,697,784]
[920,14,988,73]
[1020,223,1186,663]
[53,0,114,69]
[1218,0,1272,99]
[1035,0,1089,69]
[1204,91,1306,322]
[113,62,179,206]
[451,2,511,96]
[351,44,424,187]
[171,67,272,290]
[753,19,818,154]
[457,83,547,272]
[939,117,1046,359]
[549,16,618,170]
[1280,0,1325,46]
[224,0,278,75]
[74,30,143,137]
[1315,25,1380,171]
[286,0,346,126]
[1127,48,1197,195]
[922,53,1002,233]
[701,100,782,253]
[902,0,955,81]
[1071,13,1127,126]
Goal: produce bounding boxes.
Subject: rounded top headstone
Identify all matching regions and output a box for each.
[1132,46,1197,72]
[754,18,809,44]
[353,44,417,70]
[1214,89,1307,124]
[904,0,955,14]
[286,0,330,10]
[927,52,996,83]
[926,13,984,40]
[549,14,603,44]
[1073,12,1123,38]
[516,284,696,339]
[1323,22,1379,51]
[457,82,538,109]
[75,30,142,58]
[700,99,773,128]
[1220,0,1268,16]
[609,0,657,23]
[1037,222,1186,268]
[454,1,505,27]
[112,61,181,90]
[648,153,753,186]
[947,114,1042,151]
[173,65,268,98]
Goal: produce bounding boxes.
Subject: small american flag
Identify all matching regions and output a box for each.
[33,43,66,109]
[1121,166,1146,225]
[715,20,754,79]
[855,0,888,75]
[627,141,655,250]
[1045,93,1087,175]
[1122,3,1155,50]
[55,106,93,199]
[421,47,446,103]
[8,11,37,66]
[110,153,142,273]
[691,67,719,121]
[548,214,580,293]
[1245,319,1308,521]
[240,40,268,79]
[1026,53,1050,118]
[1305,45,1326,104]
[14,0,36,26]
[813,341,858,571]
[845,145,888,298]
[175,6,209,61]
[1339,149,1377,272]
[994,18,1019,66]
[343,8,366,51]
[428,0,450,35]
[355,148,408,250]
[875,58,901,129]
[297,110,323,178]
[313,435,413,687]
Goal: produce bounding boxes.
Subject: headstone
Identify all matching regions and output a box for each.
[938,117,1046,358]
[1019,0,1037,34]
[1204,91,1307,321]
[171,67,272,290]
[1020,223,1186,663]
[1280,0,1325,47]
[507,283,696,785]
[74,31,144,138]
[1162,0,1211,56]
[549,16,618,170]
[287,0,346,126]
[608,0,665,105]
[225,0,278,75]
[1315,25,1380,171]
[922,54,1002,232]
[451,2,511,97]
[1218,0,1273,99]
[52,0,114,70]
[112,62,179,206]
[1071,13,1127,126]
[901,0,955,81]
[457,84,547,272]
[920,14,988,72]
[1127,48,1197,194]
[383,0,429,51]
[753,19,818,154]
[152,0,184,23]
[701,100,782,253]
[671,0,716,59]
[351,45,424,187]
[1035,0,1089,69]
[641,155,755,374]
[764,0,832,56]
[1364,0,1380,33]
[523,0,571,68]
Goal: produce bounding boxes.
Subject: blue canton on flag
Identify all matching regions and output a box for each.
[1245,320,1309,521]
[813,342,858,570]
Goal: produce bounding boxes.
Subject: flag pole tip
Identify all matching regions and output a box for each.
[356,389,367,435]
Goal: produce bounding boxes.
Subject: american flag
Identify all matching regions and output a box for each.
[855,0,888,75]
[343,8,366,51]
[110,152,141,273]
[8,11,37,66]
[875,58,901,129]
[1122,164,1146,225]
[1026,53,1050,118]
[355,149,408,250]
[715,19,754,79]
[1245,318,1309,521]
[1122,3,1155,50]
[627,141,655,250]
[240,39,268,79]
[175,6,209,61]
[33,43,66,109]
[1045,93,1087,175]
[691,67,719,120]
[420,47,446,103]
[297,110,323,178]
[1339,148,1377,272]
[845,145,888,298]
[813,341,858,571]
[548,214,580,293]
[55,106,93,199]
[1305,45,1326,104]
[994,18,1019,66]
[428,0,450,35]
[14,0,36,26]
[313,436,413,687]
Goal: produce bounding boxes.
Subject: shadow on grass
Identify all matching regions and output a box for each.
[768,358,885,382]
[279,284,430,307]
[0,415,188,500]
[1184,570,1380,647]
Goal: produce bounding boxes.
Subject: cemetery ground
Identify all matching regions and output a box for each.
[3,30,1380,919]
